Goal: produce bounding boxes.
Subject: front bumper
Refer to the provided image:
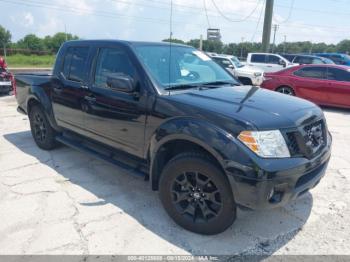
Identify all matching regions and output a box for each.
[227,135,332,210]
[251,76,264,86]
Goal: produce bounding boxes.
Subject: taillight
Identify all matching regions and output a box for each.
[12,77,17,97]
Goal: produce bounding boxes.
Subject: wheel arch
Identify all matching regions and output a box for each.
[26,88,60,131]
[149,136,226,191]
[147,117,242,191]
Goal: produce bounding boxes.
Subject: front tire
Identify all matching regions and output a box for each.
[159,152,236,235]
[29,105,58,150]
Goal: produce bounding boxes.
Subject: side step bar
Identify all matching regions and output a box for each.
[56,134,147,178]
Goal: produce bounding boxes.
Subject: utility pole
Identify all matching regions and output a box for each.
[271,24,279,53]
[261,0,274,52]
[240,37,245,60]
[3,44,7,59]
[283,35,287,53]
[199,34,203,51]
[64,24,68,41]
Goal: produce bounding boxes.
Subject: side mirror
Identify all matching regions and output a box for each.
[106,73,135,93]
[228,64,235,69]
[279,59,287,67]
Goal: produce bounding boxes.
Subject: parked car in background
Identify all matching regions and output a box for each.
[0,68,13,95]
[314,53,350,66]
[246,53,297,72]
[262,64,350,109]
[280,54,335,65]
[209,53,264,85]
[15,40,332,235]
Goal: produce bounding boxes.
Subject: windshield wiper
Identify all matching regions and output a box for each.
[164,81,239,91]
[164,84,201,91]
[201,81,240,86]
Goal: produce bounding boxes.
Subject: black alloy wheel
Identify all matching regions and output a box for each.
[29,105,58,150]
[171,171,222,222]
[159,152,236,235]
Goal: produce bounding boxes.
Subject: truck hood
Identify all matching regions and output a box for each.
[236,65,263,74]
[166,85,323,130]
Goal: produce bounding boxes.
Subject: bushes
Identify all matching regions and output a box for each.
[6,54,55,68]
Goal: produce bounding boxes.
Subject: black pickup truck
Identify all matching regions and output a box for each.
[15,40,332,235]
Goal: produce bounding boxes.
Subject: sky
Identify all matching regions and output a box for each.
[0,0,349,45]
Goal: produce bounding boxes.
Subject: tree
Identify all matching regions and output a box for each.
[44,32,79,52]
[0,25,11,57]
[17,34,45,51]
[162,38,185,44]
[337,40,350,54]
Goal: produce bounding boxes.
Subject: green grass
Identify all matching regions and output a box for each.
[6,54,55,68]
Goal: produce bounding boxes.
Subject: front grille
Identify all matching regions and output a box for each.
[283,119,327,159]
[286,131,300,156]
[303,120,327,157]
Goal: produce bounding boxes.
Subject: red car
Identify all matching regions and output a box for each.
[261,64,350,109]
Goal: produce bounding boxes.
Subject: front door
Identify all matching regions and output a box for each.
[83,46,147,158]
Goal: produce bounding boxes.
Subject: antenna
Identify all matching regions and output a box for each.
[168,0,173,95]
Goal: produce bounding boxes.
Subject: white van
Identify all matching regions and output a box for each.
[246,53,297,72]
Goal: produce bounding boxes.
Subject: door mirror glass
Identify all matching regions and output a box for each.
[106,73,135,93]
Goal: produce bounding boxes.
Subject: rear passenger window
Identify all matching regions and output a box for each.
[251,54,266,63]
[294,67,327,79]
[62,47,89,82]
[326,68,350,82]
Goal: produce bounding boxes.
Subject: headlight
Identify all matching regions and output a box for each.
[254,72,262,77]
[238,130,290,158]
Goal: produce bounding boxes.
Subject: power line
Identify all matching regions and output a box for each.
[211,0,262,22]
[251,0,265,42]
[203,0,211,28]
[276,0,294,24]
[2,0,350,39]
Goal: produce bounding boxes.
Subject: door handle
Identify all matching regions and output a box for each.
[84,96,96,103]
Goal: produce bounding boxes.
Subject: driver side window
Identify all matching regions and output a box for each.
[267,55,281,65]
[94,47,136,89]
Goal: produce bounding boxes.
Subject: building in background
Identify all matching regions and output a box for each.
[207,28,221,41]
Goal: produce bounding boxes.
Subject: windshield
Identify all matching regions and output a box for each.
[230,57,244,68]
[322,58,335,64]
[133,45,238,89]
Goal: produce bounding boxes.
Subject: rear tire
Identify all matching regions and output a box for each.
[29,105,58,150]
[159,152,236,235]
[276,86,295,96]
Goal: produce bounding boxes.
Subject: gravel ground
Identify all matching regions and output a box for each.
[0,95,349,256]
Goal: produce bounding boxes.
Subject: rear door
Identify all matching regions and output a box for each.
[325,67,350,107]
[51,46,91,134]
[249,54,284,72]
[83,45,147,157]
[292,66,330,104]
[248,54,268,71]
